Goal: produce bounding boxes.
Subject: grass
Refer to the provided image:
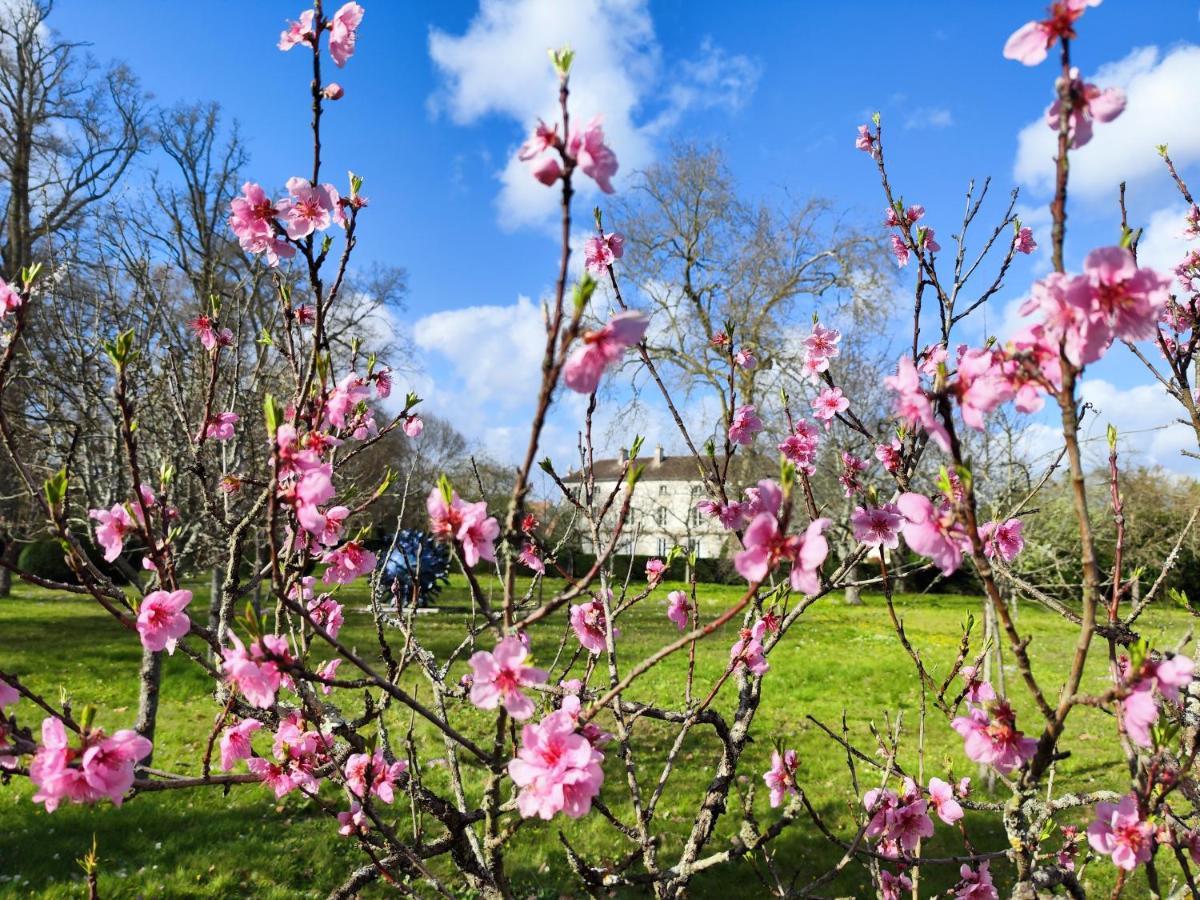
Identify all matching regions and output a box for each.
[0,574,1190,897]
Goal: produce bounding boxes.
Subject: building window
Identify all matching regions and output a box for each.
[659,484,669,495]
[657,538,668,556]
[655,506,667,526]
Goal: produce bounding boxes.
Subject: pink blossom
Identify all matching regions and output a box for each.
[570,595,617,654]
[851,503,904,549]
[729,629,769,676]
[956,862,999,900]
[468,636,548,721]
[864,781,934,853]
[1046,69,1125,149]
[583,232,624,273]
[1003,1,1099,66]
[1080,246,1171,344]
[89,504,134,562]
[951,701,1037,774]
[328,2,364,67]
[344,749,407,804]
[246,757,301,798]
[221,633,288,709]
[890,233,910,268]
[324,373,371,430]
[959,665,997,705]
[531,156,562,186]
[518,121,557,161]
[778,420,820,474]
[322,82,344,100]
[1014,226,1037,255]
[0,278,22,319]
[1121,653,1194,747]
[519,543,545,575]
[879,870,913,900]
[205,411,239,441]
[298,503,350,547]
[219,719,262,772]
[898,492,963,576]
[315,658,342,694]
[928,777,964,825]
[725,348,754,372]
[567,116,619,193]
[811,387,848,424]
[884,356,951,452]
[508,706,605,819]
[727,404,763,445]
[278,9,316,51]
[645,558,666,585]
[322,540,376,585]
[403,415,423,438]
[1017,271,1108,368]
[30,718,152,811]
[855,124,879,159]
[875,439,903,473]
[979,518,1025,562]
[136,589,193,655]
[1088,794,1153,871]
[802,323,841,376]
[763,749,799,807]
[282,177,338,240]
[337,801,370,836]
[229,182,285,252]
[562,311,648,394]
[666,590,691,630]
[307,593,345,638]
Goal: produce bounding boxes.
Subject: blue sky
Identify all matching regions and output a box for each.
[54,0,1200,473]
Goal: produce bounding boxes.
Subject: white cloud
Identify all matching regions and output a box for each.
[413,295,545,409]
[1014,45,1200,199]
[428,0,759,228]
[904,107,953,130]
[1136,203,1193,273]
[1015,377,1200,475]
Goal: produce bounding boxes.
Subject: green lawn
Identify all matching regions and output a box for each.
[0,575,1189,897]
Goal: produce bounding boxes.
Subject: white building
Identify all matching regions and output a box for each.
[564,446,730,559]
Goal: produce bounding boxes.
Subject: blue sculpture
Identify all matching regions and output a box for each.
[377,530,451,606]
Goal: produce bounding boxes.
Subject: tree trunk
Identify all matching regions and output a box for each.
[134,645,162,767]
[208,565,225,635]
[0,533,16,597]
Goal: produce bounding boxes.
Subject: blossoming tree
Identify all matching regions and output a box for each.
[2,1,1200,897]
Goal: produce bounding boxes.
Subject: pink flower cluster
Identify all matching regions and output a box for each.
[952,696,1037,775]
[1046,68,1125,149]
[778,419,821,474]
[1120,651,1194,747]
[245,712,333,798]
[727,404,763,445]
[1003,0,1100,67]
[30,717,151,812]
[228,175,359,267]
[345,748,407,803]
[279,3,364,68]
[508,702,605,820]
[569,592,618,654]
[519,116,619,193]
[1087,793,1153,871]
[0,277,24,320]
[583,232,624,274]
[863,778,934,856]
[732,479,830,594]
[135,589,193,655]
[221,633,291,709]
[562,311,648,394]
[427,487,499,568]
[762,748,799,807]
[801,322,841,380]
[468,636,548,721]
[730,617,776,676]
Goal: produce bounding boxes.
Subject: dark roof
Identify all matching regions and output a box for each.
[563,454,722,483]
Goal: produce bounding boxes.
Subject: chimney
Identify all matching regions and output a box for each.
[618,447,628,463]
[654,445,664,464]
